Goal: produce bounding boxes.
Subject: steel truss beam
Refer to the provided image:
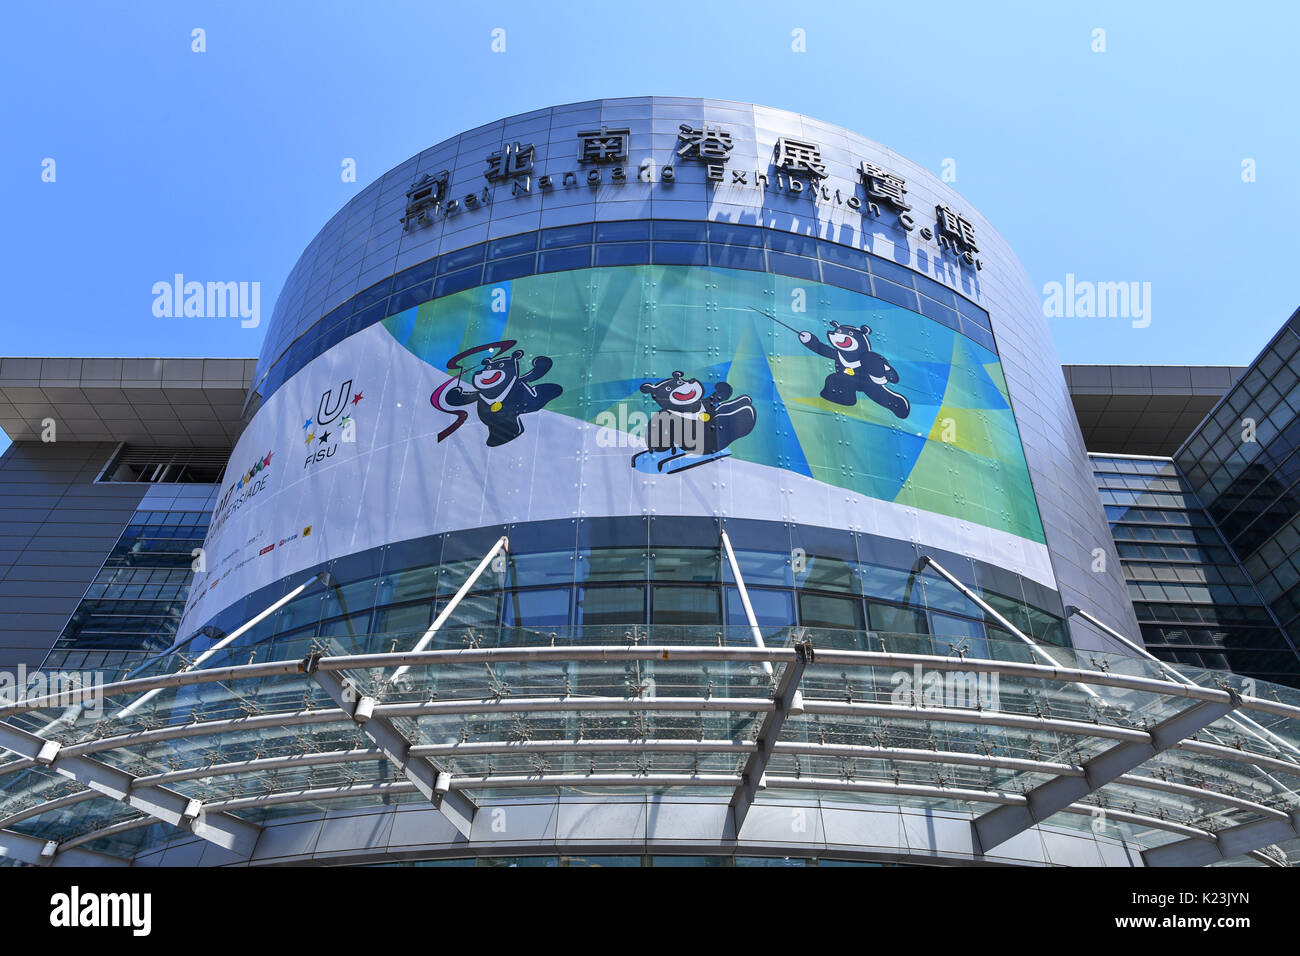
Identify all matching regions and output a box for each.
[7,737,1285,846]
[730,640,811,832]
[0,720,261,856]
[0,827,128,867]
[1144,808,1300,866]
[307,659,475,838]
[973,690,1241,853]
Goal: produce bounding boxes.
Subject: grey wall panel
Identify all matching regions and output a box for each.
[0,441,144,671]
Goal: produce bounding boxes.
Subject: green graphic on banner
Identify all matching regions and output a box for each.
[383,264,1046,544]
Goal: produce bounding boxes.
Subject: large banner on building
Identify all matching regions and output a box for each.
[182,264,1051,629]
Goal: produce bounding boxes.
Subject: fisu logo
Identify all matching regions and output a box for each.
[303,378,363,468]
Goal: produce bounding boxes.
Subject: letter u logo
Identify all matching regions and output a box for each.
[317,379,353,426]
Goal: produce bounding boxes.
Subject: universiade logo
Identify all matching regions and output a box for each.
[151,273,261,328]
[207,449,274,537]
[1041,273,1152,329]
[890,663,1001,711]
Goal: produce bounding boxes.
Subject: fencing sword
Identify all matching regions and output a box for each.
[748,306,803,336]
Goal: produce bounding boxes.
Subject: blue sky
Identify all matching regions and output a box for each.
[2,1,1296,386]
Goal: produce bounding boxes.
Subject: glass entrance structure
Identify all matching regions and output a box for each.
[3,99,1298,867]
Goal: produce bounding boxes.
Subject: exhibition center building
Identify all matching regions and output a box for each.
[2,98,1300,867]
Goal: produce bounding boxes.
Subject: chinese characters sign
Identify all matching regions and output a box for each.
[399,120,982,271]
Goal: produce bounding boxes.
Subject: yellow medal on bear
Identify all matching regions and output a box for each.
[700,412,710,422]
[845,368,855,376]
[490,401,503,412]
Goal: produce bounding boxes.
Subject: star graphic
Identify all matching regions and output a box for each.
[302,418,313,430]
[305,431,315,445]
[352,392,364,405]
[318,430,331,444]
[263,451,274,467]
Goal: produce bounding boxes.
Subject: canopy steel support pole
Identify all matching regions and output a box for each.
[1068,604,1300,761]
[116,570,334,720]
[720,529,773,677]
[916,555,1103,703]
[391,536,508,683]
[973,689,1240,854]
[729,640,812,832]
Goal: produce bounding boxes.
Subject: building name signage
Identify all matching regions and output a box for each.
[401,122,981,270]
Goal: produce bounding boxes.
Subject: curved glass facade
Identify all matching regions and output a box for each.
[248,219,995,412]
[173,516,1068,673]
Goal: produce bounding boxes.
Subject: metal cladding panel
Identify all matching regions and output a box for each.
[215,98,1134,647]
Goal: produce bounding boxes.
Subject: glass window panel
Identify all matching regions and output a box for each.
[652,585,721,625]
[374,602,432,639]
[708,244,765,271]
[651,220,707,241]
[484,253,536,282]
[929,612,990,660]
[867,256,916,287]
[436,592,499,629]
[394,257,439,290]
[652,241,708,266]
[437,244,485,272]
[725,587,794,627]
[487,232,538,258]
[508,549,576,588]
[819,262,872,296]
[433,265,483,297]
[576,586,645,626]
[868,602,927,636]
[816,239,868,267]
[766,232,819,257]
[872,278,919,312]
[651,546,719,582]
[579,548,647,583]
[540,223,593,248]
[766,251,820,281]
[595,221,651,241]
[594,243,650,266]
[798,593,864,630]
[501,588,571,628]
[707,222,765,246]
[861,563,923,604]
[539,246,592,273]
